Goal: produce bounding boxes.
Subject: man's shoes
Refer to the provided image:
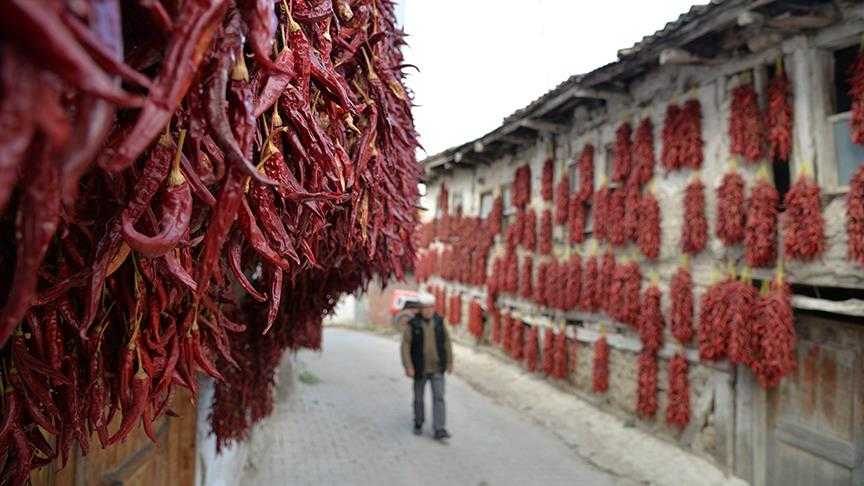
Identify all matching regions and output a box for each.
[433,429,451,440]
[413,422,422,435]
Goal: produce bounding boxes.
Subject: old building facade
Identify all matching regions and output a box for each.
[418,2,864,485]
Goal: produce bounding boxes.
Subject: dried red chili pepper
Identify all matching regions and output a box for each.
[848,166,864,265]
[623,178,641,243]
[661,104,682,171]
[849,47,864,145]
[766,63,792,162]
[783,174,825,261]
[522,209,537,251]
[669,265,694,344]
[636,350,658,419]
[520,255,534,300]
[468,300,484,340]
[579,256,599,312]
[539,209,553,255]
[512,165,531,209]
[541,158,554,201]
[729,83,765,163]
[680,99,704,170]
[681,179,707,255]
[639,285,664,353]
[608,187,626,247]
[524,326,539,372]
[716,171,746,246]
[535,262,549,307]
[637,190,660,260]
[592,337,609,393]
[555,175,570,225]
[752,275,796,388]
[745,178,779,267]
[612,122,632,183]
[552,331,569,380]
[511,321,525,361]
[542,328,555,375]
[593,186,610,242]
[698,278,734,361]
[633,118,654,186]
[666,353,690,429]
[568,198,585,244]
[576,144,594,202]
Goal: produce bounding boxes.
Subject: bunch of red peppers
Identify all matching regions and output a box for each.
[0,0,420,477]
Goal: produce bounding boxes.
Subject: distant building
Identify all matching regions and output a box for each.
[418,1,864,484]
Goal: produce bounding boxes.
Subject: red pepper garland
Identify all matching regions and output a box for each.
[662,104,683,171]
[745,178,779,267]
[545,260,559,310]
[681,100,705,170]
[506,216,521,251]
[511,321,525,360]
[566,254,582,311]
[639,285,664,353]
[491,308,503,345]
[636,351,659,419]
[681,179,708,255]
[513,165,532,208]
[670,265,695,344]
[542,158,554,201]
[540,209,553,255]
[552,331,569,380]
[849,46,864,145]
[637,190,661,260]
[580,256,599,311]
[698,278,734,361]
[524,326,539,372]
[623,262,643,327]
[568,198,585,244]
[523,209,537,251]
[542,328,556,375]
[729,83,765,163]
[666,354,691,429]
[608,187,627,247]
[535,261,549,307]
[716,171,747,246]
[592,337,610,393]
[520,255,534,300]
[448,294,463,326]
[501,313,513,353]
[752,275,796,388]
[506,251,519,293]
[633,118,655,185]
[598,252,617,314]
[613,122,633,183]
[577,145,595,202]
[623,179,641,243]
[848,166,864,265]
[783,174,825,261]
[726,279,759,367]
[555,175,571,225]
[468,300,484,340]
[767,63,793,162]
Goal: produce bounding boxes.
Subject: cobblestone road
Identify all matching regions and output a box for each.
[238,328,623,486]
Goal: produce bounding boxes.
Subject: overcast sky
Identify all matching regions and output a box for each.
[399,0,703,158]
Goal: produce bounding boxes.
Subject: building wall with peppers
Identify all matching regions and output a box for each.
[417,2,864,484]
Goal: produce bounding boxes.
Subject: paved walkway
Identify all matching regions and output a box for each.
[238,328,623,486]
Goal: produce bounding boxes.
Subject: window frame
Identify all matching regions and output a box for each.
[479,191,494,218]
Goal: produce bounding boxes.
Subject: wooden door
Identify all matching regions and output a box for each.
[31,389,197,486]
[766,312,864,486]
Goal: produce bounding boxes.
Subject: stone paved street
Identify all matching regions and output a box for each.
[238,328,624,486]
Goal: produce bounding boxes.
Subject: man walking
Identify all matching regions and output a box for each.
[400,292,453,441]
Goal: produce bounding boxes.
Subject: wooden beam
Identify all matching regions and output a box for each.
[519,118,568,134]
[792,295,864,317]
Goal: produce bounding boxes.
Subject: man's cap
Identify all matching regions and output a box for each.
[417,292,435,307]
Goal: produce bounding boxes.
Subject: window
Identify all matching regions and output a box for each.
[479,191,494,218]
[569,163,579,191]
[829,45,864,187]
[501,185,514,215]
[451,192,463,215]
